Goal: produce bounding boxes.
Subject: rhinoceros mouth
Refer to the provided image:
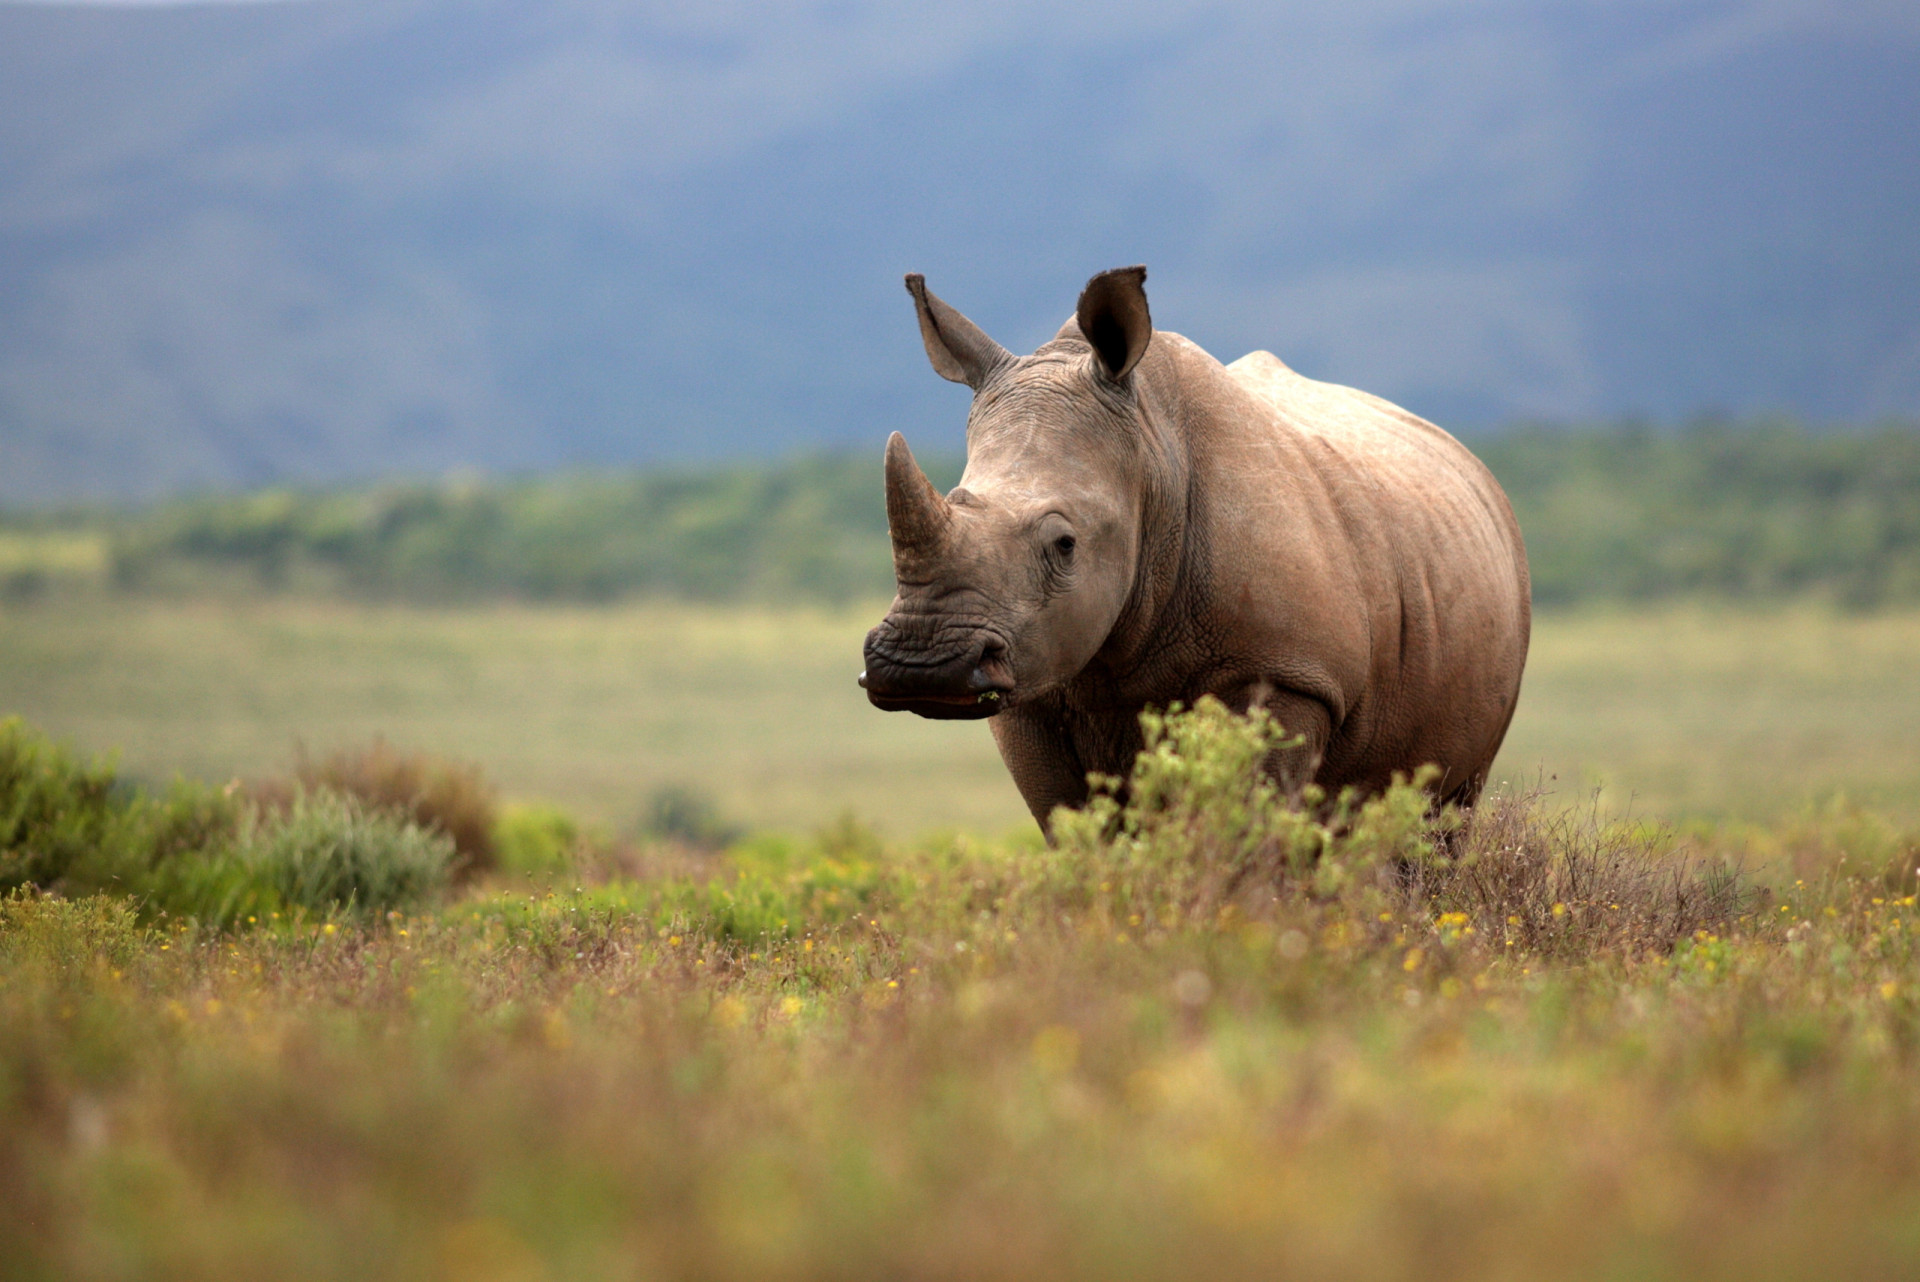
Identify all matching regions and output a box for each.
[859,624,1014,719]
[863,687,1008,720]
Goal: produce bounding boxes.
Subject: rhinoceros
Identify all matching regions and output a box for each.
[860,266,1530,832]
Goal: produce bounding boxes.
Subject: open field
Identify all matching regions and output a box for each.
[1,598,1918,835]
[1507,606,1920,824]
[6,605,1920,1279]
[6,727,1920,1280]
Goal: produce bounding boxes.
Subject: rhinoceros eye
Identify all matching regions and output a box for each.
[1053,534,1076,557]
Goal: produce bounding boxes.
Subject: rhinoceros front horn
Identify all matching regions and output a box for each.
[884,431,950,564]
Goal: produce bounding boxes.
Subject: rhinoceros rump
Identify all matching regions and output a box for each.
[861,266,1530,832]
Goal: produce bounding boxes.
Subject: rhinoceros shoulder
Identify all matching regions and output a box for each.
[1224,349,1295,380]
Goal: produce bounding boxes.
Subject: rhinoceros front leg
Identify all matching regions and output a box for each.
[989,705,1092,836]
[1216,681,1334,801]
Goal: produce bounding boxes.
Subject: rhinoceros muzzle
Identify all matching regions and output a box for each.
[859,631,1013,720]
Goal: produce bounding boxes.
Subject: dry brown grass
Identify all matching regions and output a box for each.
[1413,788,1752,958]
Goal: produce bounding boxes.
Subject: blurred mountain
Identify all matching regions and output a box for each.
[1,0,1917,503]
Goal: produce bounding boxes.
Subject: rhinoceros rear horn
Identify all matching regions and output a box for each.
[1076,265,1152,383]
[884,431,951,561]
[905,274,1012,390]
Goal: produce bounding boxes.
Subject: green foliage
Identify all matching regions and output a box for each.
[492,803,583,877]
[101,453,959,604]
[288,739,497,875]
[1051,697,1442,919]
[0,718,453,926]
[1474,420,1920,606]
[9,421,1918,607]
[0,888,150,975]
[0,716,131,894]
[0,720,253,905]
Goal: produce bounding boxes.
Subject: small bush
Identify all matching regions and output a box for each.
[1040,698,1746,957]
[0,719,456,927]
[283,740,496,877]
[237,789,454,921]
[0,720,250,902]
[1049,697,1440,922]
[642,785,741,851]
[493,803,582,877]
[0,718,134,894]
[0,888,151,975]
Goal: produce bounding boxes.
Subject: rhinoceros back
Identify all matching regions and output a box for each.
[1222,349,1531,802]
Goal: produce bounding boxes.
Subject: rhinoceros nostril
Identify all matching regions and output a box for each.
[974,639,1011,681]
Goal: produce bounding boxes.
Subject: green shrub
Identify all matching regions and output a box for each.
[0,717,261,919]
[236,789,453,921]
[133,779,244,872]
[0,888,151,974]
[267,739,496,877]
[1049,697,1441,921]
[493,803,582,877]
[642,785,742,851]
[115,786,458,929]
[0,717,134,894]
[0,719,460,927]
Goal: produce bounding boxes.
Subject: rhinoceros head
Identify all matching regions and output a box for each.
[861,267,1154,719]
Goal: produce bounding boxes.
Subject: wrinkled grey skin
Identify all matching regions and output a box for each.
[861,266,1531,834]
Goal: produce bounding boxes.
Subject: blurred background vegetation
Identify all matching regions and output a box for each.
[3,418,1916,837]
[5,420,1916,609]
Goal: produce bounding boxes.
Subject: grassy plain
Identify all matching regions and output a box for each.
[6,601,1920,1279]
[0,599,1018,837]
[6,755,1920,1280]
[0,598,1917,835]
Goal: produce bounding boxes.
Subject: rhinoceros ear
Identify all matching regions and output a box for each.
[1075,265,1152,383]
[905,274,1012,390]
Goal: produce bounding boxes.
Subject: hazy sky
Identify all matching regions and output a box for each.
[2,0,1916,499]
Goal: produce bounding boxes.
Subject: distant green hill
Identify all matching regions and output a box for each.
[3,424,1916,608]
